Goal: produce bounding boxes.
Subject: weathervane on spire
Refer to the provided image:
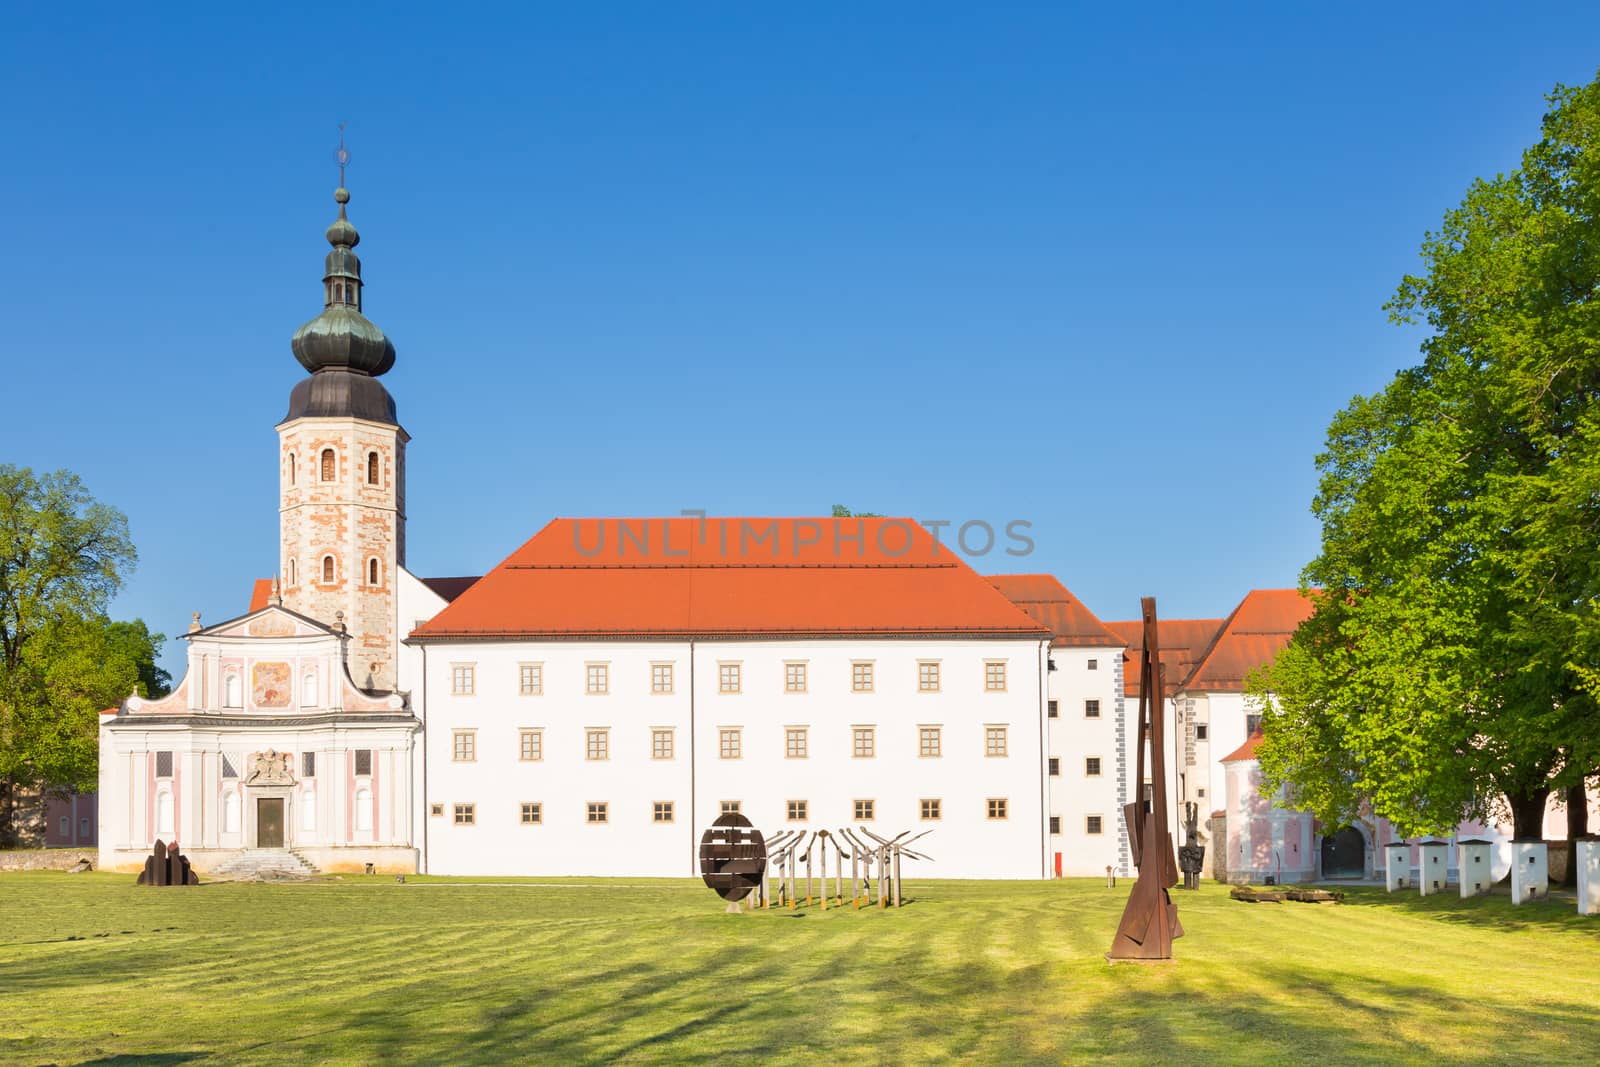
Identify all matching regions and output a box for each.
[335,123,351,187]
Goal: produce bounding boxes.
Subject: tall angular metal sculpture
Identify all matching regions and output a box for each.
[1107,597,1183,961]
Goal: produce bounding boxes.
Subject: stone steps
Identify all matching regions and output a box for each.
[210,848,320,881]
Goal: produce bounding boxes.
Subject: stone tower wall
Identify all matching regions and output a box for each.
[278,415,408,691]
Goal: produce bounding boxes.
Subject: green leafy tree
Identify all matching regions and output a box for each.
[0,465,148,844]
[1251,75,1600,843]
[830,505,884,518]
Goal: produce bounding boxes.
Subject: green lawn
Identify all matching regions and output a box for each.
[1,873,1596,1065]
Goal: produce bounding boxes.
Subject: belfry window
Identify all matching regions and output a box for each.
[368,558,379,586]
[287,454,296,486]
[322,556,335,583]
[320,449,336,481]
[287,558,297,586]
[366,452,379,485]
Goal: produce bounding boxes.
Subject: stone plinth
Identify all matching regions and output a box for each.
[1577,840,1599,917]
[1383,841,1410,892]
[1511,841,1548,904]
[1458,839,1494,898]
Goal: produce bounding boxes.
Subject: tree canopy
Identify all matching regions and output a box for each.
[0,465,162,844]
[1251,75,1600,840]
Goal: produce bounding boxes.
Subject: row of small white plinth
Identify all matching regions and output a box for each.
[1383,838,1600,914]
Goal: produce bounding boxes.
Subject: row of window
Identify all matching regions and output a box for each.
[283,554,384,589]
[154,751,365,779]
[452,724,1012,762]
[1048,756,1103,777]
[1050,815,1106,835]
[285,448,384,487]
[451,659,1013,697]
[436,797,1009,825]
[1047,699,1103,719]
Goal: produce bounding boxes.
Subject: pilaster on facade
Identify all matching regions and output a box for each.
[1113,655,1130,876]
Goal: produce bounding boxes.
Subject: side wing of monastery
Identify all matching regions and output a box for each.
[98,181,1589,883]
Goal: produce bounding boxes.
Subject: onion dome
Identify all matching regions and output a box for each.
[290,186,396,378]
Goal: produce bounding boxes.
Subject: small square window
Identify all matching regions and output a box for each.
[920,798,941,821]
[719,662,742,694]
[1086,756,1102,777]
[787,800,808,822]
[653,801,674,823]
[651,663,674,694]
[854,799,875,821]
[586,729,609,761]
[1084,699,1101,719]
[587,802,609,824]
[918,661,941,692]
[985,726,1008,757]
[1196,723,1209,741]
[301,752,315,778]
[452,730,476,762]
[785,662,807,693]
[454,803,475,825]
[785,727,808,759]
[155,751,173,778]
[1048,757,1060,776]
[520,729,543,762]
[520,802,542,825]
[987,798,1008,820]
[430,803,444,817]
[1198,788,1207,798]
[852,726,875,758]
[451,664,475,695]
[1086,815,1104,835]
[1087,659,1098,671]
[919,726,941,758]
[519,663,543,696]
[1049,815,1061,835]
[1047,699,1058,719]
[586,663,609,695]
[720,800,741,815]
[984,661,1007,692]
[851,661,874,692]
[651,728,674,760]
[719,728,742,759]
[354,750,372,777]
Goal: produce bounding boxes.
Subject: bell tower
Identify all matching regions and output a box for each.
[277,137,407,691]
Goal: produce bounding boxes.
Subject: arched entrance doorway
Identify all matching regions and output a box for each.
[1320,827,1366,879]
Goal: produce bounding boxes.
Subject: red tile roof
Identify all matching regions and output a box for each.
[985,574,1125,648]
[248,578,273,613]
[1182,589,1315,692]
[410,517,1051,641]
[1220,729,1265,763]
[1105,618,1224,699]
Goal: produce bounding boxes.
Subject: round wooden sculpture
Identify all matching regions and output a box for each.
[699,811,767,902]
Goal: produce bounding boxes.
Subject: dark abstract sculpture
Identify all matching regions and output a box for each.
[699,811,767,912]
[1178,802,1206,890]
[136,840,199,886]
[1107,597,1184,961]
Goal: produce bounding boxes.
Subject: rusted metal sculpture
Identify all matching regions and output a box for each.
[136,840,199,886]
[1178,802,1206,890]
[1107,597,1183,961]
[698,811,767,912]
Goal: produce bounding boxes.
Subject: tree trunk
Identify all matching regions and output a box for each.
[0,774,15,849]
[1507,787,1549,842]
[1561,783,1589,887]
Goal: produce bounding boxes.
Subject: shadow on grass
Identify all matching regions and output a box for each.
[1334,884,1600,933]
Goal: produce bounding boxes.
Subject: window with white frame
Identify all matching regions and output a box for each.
[519,663,543,696]
[985,725,1008,757]
[519,729,543,762]
[852,726,875,758]
[719,728,742,759]
[651,728,674,760]
[784,662,807,693]
[918,661,941,692]
[451,664,475,695]
[785,727,808,759]
[919,726,941,757]
[984,660,1008,692]
[586,728,609,761]
[651,662,674,694]
[453,730,476,762]
[586,662,609,695]
[851,661,874,692]
[719,662,741,694]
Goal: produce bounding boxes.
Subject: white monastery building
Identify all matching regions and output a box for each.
[104,176,1518,883]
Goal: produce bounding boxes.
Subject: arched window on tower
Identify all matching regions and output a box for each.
[320,449,336,482]
[366,451,379,485]
[322,556,335,584]
[287,558,297,586]
[368,558,379,587]
[287,453,296,486]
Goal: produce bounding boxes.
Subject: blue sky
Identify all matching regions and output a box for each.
[3,5,1598,675]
